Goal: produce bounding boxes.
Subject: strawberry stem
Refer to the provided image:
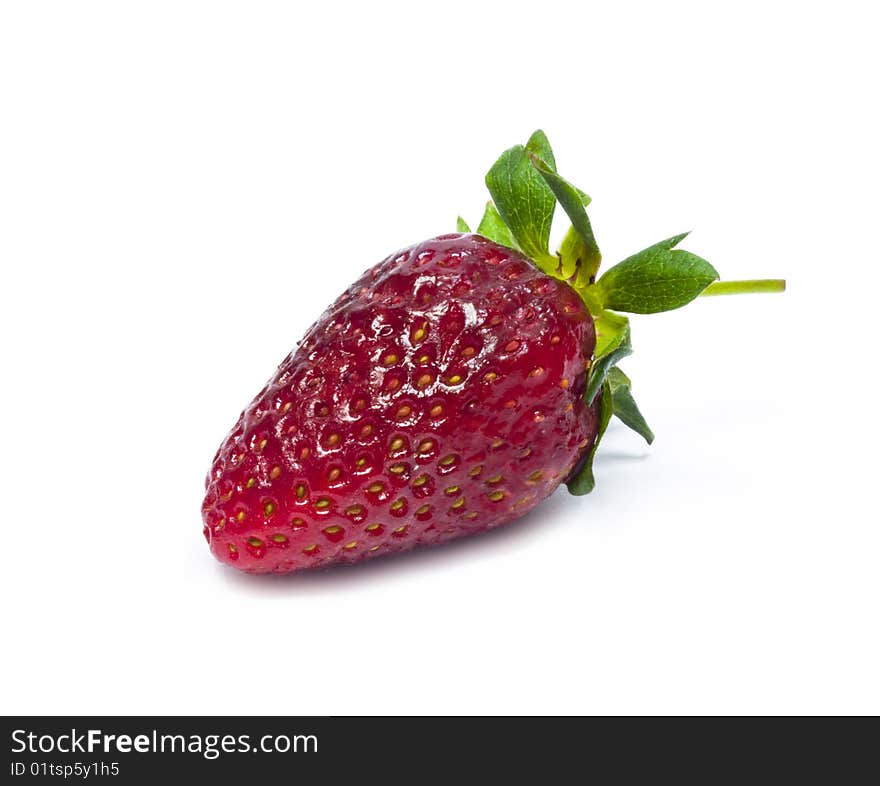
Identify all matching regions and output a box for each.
[700,279,786,297]
[468,130,788,496]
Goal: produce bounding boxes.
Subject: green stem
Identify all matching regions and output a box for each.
[700,279,786,297]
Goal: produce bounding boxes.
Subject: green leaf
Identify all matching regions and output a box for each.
[586,314,631,405]
[456,216,471,233]
[566,381,613,496]
[476,201,517,249]
[558,226,585,276]
[524,129,556,172]
[596,233,719,314]
[530,154,601,284]
[485,134,557,268]
[606,367,654,444]
[592,308,629,357]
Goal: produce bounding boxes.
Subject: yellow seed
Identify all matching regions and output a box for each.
[578,439,590,449]
[303,544,318,554]
[323,525,342,535]
[314,498,331,510]
[245,476,256,489]
[560,378,569,389]
[550,335,560,345]
[291,517,305,529]
[269,466,282,480]
[439,454,457,467]
[565,402,574,412]
[415,504,431,516]
[412,475,428,487]
[504,399,517,409]
[517,448,532,459]
[390,499,405,511]
[488,490,505,502]
[215,518,226,531]
[469,465,483,478]
[369,545,380,551]
[346,504,364,517]
[327,467,341,482]
[366,482,384,493]
[300,447,310,459]
[281,401,292,412]
[227,543,238,554]
[486,474,503,485]
[527,470,545,483]
[444,485,460,495]
[490,439,505,449]
[271,533,288,544]
[236,510,246,522]
[389,437,405,453]
[430,404,444,417]
[356,457,367,468]
[504,339,520,352]
[416,373,433,388]
[483,372,498,383]
[389,463,406,475]
[412,324,427,343]
[460,347,476,359]
[417,439,435,454]
[258,438,268,451]
[383,353,398,365]
[247,536,264,548]
[263,501,276,516]
[365,523,382,533]
[417,354,431,365]
[396,404,412,419]
[343,541,358,550]
[385,377,401,391]
[534,413,545,422]
[393,525,408,535]
[451,497,466,509]
[326,433,340,447]
[529,366,544,377]
[360,424,374,438]
[295,483,307,500]
[446,374,463,385]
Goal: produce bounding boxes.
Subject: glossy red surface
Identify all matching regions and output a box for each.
[202,234,599,574]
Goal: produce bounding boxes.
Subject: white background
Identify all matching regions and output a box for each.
[1,1,878,715]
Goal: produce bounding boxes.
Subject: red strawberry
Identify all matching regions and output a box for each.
[202,130,784,574]
[202,234,599,573]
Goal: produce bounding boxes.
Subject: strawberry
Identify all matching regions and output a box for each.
[202,131,784,574]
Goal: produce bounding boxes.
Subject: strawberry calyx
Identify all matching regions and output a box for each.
[458,130,786,495]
